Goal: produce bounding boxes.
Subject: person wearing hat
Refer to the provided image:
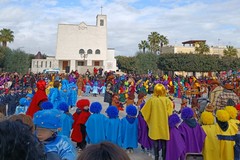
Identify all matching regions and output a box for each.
[141,84,173,160]
[201,111,220,160]
[209,79,223,111]
[71,99,91,150]
[33,109,76,160]
[178,107,206,158]
[105,106,121,146]
[26,80,48,118]
[25,93,33,107]
[215,110,237,160]
[104,75,115,106]
[121,105,138,153]
[225,106,240,132]
[215,83,239,110]
[15,97,28,114]
[166,114,185,160]
[86,102,107,144]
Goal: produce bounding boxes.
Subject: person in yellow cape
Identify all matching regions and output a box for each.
[201,111,220,160]
[216,110,236,160]
[141,84,173,160]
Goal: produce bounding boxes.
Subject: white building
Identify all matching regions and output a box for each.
[31,14,117,74]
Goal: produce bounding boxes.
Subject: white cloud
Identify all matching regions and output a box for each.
[1,0,240,56]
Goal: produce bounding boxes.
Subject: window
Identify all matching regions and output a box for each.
[95,49,100,54]
[45,61,47,68]
[37,61,38,67]
[100,20,104,26]
[87,49,92,54]
[78,61,84,66]
[50,61,52,68]
[41,61,43,67]
[79,49,85,54]
[94,61,100,66]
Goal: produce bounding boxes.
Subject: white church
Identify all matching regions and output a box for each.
[31,14,117,74]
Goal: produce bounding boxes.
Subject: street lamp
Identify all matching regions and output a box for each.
[79,49,88,60]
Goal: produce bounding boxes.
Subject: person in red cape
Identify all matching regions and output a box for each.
[71,99,91,151]
[26,80,48,118]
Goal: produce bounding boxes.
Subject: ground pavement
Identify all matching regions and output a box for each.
[73,94,182,160]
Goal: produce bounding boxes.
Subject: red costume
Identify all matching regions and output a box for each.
[71,99,91,143]
[26,80,47,118]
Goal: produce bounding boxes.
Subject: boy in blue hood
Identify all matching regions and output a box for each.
[121,105,138,153]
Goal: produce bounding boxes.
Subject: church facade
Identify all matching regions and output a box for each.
[31,14,117,74]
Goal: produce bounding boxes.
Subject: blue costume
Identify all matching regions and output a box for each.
[105,106,121,146]
[86,102,106,144]
[84,83,92,96]
[48,88,62,109]
[26,93,33,107]
[15,97,28,114]
[121,105,138,149]
[100,84,106,95]
[91,81,99,96]
[33,109,76,160]
[61,79,69,103]
[57,102,74,138]
[68,82,77,107]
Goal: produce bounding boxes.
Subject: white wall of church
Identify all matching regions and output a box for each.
[56,15,108,61]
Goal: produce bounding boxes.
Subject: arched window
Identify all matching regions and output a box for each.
[87,49,92,54]
[79,49,85,54]
[95,49,100,54]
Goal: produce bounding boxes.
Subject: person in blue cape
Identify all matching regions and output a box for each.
[84,82,92,96]
[40,101,54,110]
[121,105,138,153]
[105,105,121,146]
[178,107,206,159]
[57,102,74,138]
[91,81,99,97]
[86,102,107,144]
[60,77,69,103]
[26,93,33,107]
[48,81,63,109]
[33,109,76,160]
[15,97,29,114]
[68,82,77,109]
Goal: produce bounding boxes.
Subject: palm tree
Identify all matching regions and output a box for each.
[0,28,14,47]
[138,40,149,53]
[159,35,169,48]
[148,32,160,54]
[195,42,210,54]
[223,45,238,57]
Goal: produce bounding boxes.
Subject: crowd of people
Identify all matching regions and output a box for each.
[0,70,239,160]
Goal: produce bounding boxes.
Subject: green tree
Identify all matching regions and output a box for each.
[195,42,210,54]
[159,35,169,48]
[115,56,136,73]
[0,28,14,47]
[138,40,149,53]
[4,49,30,73]
[223,45,238,57]
[135,51,159,74]
[0,46,11,68]
[148,32,160,54]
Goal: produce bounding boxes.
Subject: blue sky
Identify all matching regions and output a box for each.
[0,0,239,56]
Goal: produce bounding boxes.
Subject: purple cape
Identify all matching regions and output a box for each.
[178,121,206,155]
[166,127,185,160]
[138,114,153,149]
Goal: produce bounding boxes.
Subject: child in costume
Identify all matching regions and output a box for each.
[166,114,185,160]
[121,105,138,153]
[84,82,92,96]
[60,78,69,103]
[27,80,48,118]
[40,101,54,110]
[225,106,240,132]
[215,110,237,160]
[15,97,28,114]
[33,109,76,160]
[178,107,206,158]
[201,111,220,160]
[6,88,18,116]
[57,102,74,138]
[99,82,106,95]
[105,105,121,146]
[71,99,91,150]
[26,93,33,107]
[91,81,99,97]
[86,102,107,144]
[67,82,78,109]
[112,94,124,111]
[138,102,153,155]
[217,124,240,160]
[126,93,135,107]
